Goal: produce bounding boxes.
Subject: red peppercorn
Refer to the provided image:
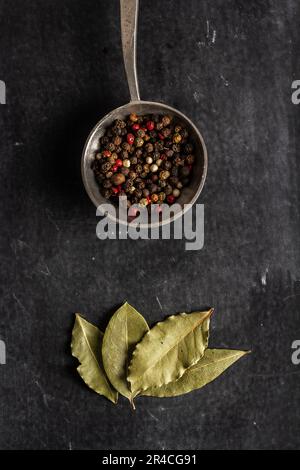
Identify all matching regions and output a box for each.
[112,187,119,194]
[127,133,135,145]
[132,123,140,131]
[167,195,175,204]
[102,150,111,158]
[116,159,123,167]
[160,153,166,160]
[158,133,165,140]
[147,195,151,205]
[112,164,118,172]
[146,121,155,131]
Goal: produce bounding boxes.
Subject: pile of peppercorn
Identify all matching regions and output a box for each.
[91,113,195,208]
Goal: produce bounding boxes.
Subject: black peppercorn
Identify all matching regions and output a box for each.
[166,149,174,158]
[172,143,181,153]
[136,180,145,190]
[103,180,112,189]
[186,154,195,165]
[145,143,154,153]
[130,156,138,165]
[107,142,115,152]
[135,189,143,199]
[180,166,190,178]
[165,185,173,196]
[169,176,179,186]
[135,164,143,174]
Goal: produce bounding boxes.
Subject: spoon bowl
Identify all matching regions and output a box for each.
[81,1,207,228]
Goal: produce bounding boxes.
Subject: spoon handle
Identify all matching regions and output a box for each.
[120,0,140,102]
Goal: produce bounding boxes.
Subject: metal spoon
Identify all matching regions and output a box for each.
[82,0,207,227]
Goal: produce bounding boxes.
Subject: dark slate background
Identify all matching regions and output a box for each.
[0,0,299,450]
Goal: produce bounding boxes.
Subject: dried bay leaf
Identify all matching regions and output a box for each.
[128,309,213,397]
[143,349,250,397]
[102,302,149,402]
[71,314,118,404]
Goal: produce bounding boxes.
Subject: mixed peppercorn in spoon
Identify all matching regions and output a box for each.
[92,113,195,208]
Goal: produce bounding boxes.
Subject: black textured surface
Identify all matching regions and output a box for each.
[0,0,299,450]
